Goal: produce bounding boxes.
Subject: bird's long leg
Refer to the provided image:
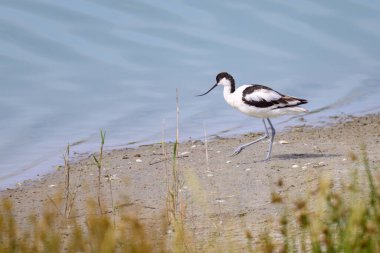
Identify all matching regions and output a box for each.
[232,119,269,156]
[264,118,276,161]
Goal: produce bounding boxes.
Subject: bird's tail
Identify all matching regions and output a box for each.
[281,96,308,113]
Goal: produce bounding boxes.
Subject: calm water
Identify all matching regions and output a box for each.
[1,0,380,187]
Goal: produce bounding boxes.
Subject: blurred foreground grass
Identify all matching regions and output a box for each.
[1,147,379,253]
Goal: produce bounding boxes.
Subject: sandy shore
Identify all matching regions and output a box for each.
[1,113,380,245]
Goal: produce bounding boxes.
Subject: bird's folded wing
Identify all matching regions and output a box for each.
[242,85,307,109]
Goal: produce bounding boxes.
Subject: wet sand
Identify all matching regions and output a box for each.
[1,113,380,245]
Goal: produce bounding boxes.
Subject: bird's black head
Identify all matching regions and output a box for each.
[216,72,233,83]
[197,72,235,97]
[216,72,235,93]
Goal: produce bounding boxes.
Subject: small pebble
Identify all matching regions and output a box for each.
[226,160,231,164]
[180,151,190,155]
[191,145,196,148]
[109,175,119,180]
[302,166,307,169]
[245,168,251,171]
[207,173,213,177]
[48,184,56,188]
[136,159,142,163]
[279,140,289,144]
[292,164,299,168]
[216,150,221,153]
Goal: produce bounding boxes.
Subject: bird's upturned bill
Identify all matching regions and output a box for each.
[197,84,218,96]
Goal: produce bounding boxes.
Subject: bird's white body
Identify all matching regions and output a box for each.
[219,78,307,118]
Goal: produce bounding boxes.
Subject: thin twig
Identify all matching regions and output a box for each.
[47,194,64,217]
[108,176,115,227]
[64,144,70,218]
[93,129,105,214]
[149,154,189,165]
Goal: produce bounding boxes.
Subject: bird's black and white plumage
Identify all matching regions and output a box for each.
[198,72,308,160]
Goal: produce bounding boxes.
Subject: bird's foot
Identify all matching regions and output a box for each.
[261,154,272,162]
[231,146,244,156]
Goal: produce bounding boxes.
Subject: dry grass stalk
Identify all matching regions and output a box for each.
[167,89,182,224]
[64,144,71,218]
[93,129,106,214]
[106,167,116,227]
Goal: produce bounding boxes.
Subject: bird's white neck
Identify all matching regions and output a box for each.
[218,77,235,94]
[223,85,236,107]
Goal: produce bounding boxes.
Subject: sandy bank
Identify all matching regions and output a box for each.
[1,113,380,245]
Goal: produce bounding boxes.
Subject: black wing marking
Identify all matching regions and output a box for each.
[242,85,308,109]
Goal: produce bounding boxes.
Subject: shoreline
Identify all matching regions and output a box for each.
[1,113,379,243]
[0,109,375,190]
